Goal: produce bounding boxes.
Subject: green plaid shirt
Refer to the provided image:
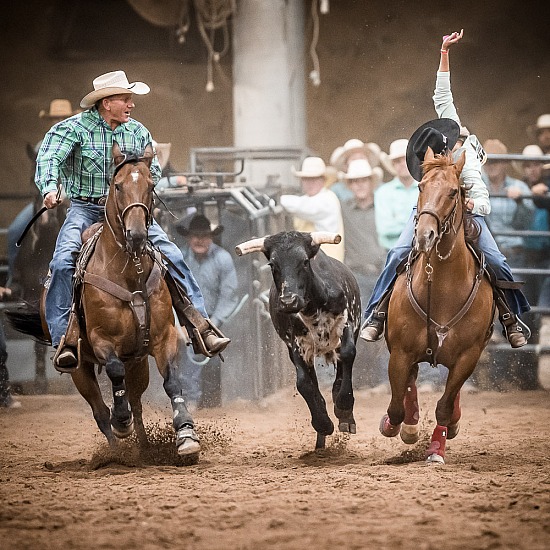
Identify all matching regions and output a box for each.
[35,107,161,198]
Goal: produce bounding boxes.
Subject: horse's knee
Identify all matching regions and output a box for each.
[105,357,125,386]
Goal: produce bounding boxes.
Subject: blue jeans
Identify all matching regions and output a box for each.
[364,209,530,321]
[46,200,207,347]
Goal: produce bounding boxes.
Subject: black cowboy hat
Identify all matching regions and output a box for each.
[406,118,461,181]
[176,213,224,237]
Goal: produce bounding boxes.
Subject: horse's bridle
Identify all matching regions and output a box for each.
[106,155,154,252]
[415,186,462,261]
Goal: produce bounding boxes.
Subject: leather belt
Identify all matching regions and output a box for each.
[74,196,107,206]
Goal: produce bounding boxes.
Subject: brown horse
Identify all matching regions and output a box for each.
[68,142,200,457]
[8,142,200,457]
[380,148,494,464]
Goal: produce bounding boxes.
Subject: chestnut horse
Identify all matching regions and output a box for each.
[380,148,494,464]
[8,143,200,457]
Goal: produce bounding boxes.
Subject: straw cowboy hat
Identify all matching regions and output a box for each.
[482,138,509,163]
[39,99,80,119]
[80,70,150,109]
[152,140,172,171]
[406,118,460,181]
[332,139,381,172]
[291,156,326,178]
[379,138,408,176]
[176,213,224,237]
[344,158,383,184]
[528,113,550,140]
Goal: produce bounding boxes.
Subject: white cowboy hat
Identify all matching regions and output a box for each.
[344,158,373,179]
[512,144,546,173]
[152,140,172,170]
[80,70,150,109]
[39,99,80,119]
[329,146,344,167]
[527,113,550,140]
[344,159,383,186]
[332,139,381,172]
[291,156,326,178]
[380,138,408,175]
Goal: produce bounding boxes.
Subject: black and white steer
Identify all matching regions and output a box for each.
[236,231,362,449]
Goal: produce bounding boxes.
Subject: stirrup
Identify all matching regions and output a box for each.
[500,313,530,348]
[53,336,78,373]
[359,313,385,342]
[190,328,230,358]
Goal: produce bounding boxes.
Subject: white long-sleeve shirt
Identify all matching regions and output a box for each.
[433,71,491,216]
[280,188,345,261]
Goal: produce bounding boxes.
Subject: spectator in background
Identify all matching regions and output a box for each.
[515,144,550,302]
[281,156,345,261]
[329,139,382,203]
[176,214,239,409]
[341,158,386,300]
[340,158,389,391]
[375,138,419,251]
[482,138,535,268]
[0,286,21,408]
[529,114,550,155]
[528,114,550,184]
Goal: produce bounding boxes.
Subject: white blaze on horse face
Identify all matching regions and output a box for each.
[131,171,139,183]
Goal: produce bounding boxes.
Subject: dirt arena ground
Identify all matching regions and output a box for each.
[1,385,549,550]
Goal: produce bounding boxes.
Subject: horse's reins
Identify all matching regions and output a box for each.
[409,186,484,366]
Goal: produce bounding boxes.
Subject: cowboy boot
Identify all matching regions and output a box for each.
[360,286,393,342]
[53,308,80,373]
[166,277,230,357]
[493,286,530,348]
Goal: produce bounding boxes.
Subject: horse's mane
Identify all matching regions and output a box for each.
[421,153,481,244]
[422,153,453,171]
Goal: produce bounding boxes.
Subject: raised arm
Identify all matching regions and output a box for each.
[439,29,463,72]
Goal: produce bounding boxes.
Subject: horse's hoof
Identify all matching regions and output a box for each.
[338,421,356,434]
[447,422,460,440]
[312,418,334,437]
[400,423,420,444]
[426,453,445,464]
[176,427,201,456]
[111,415,134,439]
[379,414,400,437]
[315,433,326,449]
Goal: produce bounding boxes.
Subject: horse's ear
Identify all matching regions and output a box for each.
[112,141,125,167]
[142,142,154,168]
[454,150,466,175]
[424,146,435,162]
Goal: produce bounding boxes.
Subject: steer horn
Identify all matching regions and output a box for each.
[235,237,267,256]
[310,232,342,245]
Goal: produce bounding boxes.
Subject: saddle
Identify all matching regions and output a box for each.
[65,227,166,362]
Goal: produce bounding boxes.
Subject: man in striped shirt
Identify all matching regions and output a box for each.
[36,70,229,371]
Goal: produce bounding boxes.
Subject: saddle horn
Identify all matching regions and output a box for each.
[235,237,267,256]
[310,232,342,246]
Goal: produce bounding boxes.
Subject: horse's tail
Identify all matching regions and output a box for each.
[4,305,50,345]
